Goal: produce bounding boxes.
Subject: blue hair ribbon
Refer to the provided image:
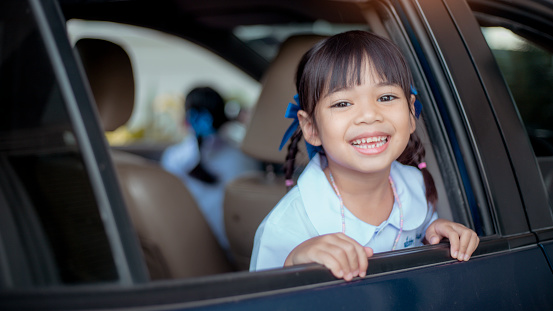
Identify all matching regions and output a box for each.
[279,94,322,159]
[410,85,422,119]
[187,109,215,137]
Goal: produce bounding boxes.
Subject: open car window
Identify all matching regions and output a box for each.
[480,26,553,209]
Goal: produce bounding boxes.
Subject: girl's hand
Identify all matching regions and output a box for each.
[425,219,479,261]
[284,233,373,281]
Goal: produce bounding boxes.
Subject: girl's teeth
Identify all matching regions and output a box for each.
[351,136,387,148]
[357,140,386,149]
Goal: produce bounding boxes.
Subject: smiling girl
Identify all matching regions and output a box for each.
[250,31,479,281]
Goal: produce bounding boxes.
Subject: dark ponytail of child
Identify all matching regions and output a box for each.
[396,133,438,207]
[284,130,303,191]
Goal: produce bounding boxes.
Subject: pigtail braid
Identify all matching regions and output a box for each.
[397,133,438,207]
[284,130,303,191]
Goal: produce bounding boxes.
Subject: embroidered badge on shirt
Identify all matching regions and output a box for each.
[404,236,414,248]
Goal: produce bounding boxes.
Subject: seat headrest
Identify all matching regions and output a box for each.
[241,35,326,164]
[76,38,134,132]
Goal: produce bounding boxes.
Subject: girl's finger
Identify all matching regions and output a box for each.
[360,247,373,277]
[355,245,368,278]
[331,235,362,278]
[315,250,345,279]
[339,235,373,278]
[456,227,472,261]
[462,233,479,261]
[312,237,356,280]
[447,228,461,259]
[424,222,443,245]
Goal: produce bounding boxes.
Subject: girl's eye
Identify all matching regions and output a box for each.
[378,95,398,102]
[331,101,351,108]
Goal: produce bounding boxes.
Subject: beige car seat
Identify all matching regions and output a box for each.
[76,38,232,279]
[224,35,326,270]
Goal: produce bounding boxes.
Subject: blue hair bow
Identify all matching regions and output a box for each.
[411,85,422,119]
[187,109,215,137]
[279,94,322,159]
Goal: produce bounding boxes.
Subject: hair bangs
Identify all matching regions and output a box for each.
[296,31,413,118]
[323,34,411,98]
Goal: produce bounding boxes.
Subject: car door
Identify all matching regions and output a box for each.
[1,0,553,310]
[0,0,148,290]
[467,0,553,271]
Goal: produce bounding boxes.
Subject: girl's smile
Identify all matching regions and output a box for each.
[349,134,389,155]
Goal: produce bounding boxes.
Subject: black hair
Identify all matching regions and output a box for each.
[185,87,229,184]
[285,30,437,205]
[185,86,229,130]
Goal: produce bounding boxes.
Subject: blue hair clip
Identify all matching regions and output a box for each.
[279,94,322,159]
[410,85,422,119]
[187,109,215,137]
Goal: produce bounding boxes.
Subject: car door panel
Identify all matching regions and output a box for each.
[198,246,553,310]
[2,241,551,310]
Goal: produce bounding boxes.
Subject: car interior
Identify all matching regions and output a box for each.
[75,38,233,279]
[1,1,552,305]
[4,2,553,311]
[70,5,459,277]
[12,0,553,287]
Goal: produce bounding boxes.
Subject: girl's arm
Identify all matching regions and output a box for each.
[284,233,373,281]
[425,219,480,261]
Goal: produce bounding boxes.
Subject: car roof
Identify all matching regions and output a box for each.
[60,0,367,30]
[60,0,368,80]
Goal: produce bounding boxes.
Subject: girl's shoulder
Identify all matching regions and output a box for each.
[255,185,318,245]
[391,161,424,185]
[264,186,305,224]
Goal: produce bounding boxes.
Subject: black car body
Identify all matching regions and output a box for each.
[1,0,553,310]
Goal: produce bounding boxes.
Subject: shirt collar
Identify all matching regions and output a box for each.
[297,155,428,246]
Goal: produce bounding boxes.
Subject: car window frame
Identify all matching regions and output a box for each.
[402,0,543,239]
[467,0,553,241]
[25,0,150,285]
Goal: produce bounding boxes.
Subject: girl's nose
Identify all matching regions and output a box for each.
[354,100,382,124]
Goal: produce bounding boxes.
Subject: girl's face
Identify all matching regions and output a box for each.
[298,64,416,176]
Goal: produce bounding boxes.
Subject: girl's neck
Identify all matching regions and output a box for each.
[324,162,394,226]
[324,160,391,193]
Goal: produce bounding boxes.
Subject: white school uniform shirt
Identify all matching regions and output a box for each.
[161,130,259,251]
[250,153,438,271]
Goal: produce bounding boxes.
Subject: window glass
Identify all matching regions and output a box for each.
[67,20,262,147]
[481,26,553,207]
[0,0,117,286]
[233,22,368,61]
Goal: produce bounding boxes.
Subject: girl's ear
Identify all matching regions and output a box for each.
[409,94,417,134]
[298,110,322,146]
